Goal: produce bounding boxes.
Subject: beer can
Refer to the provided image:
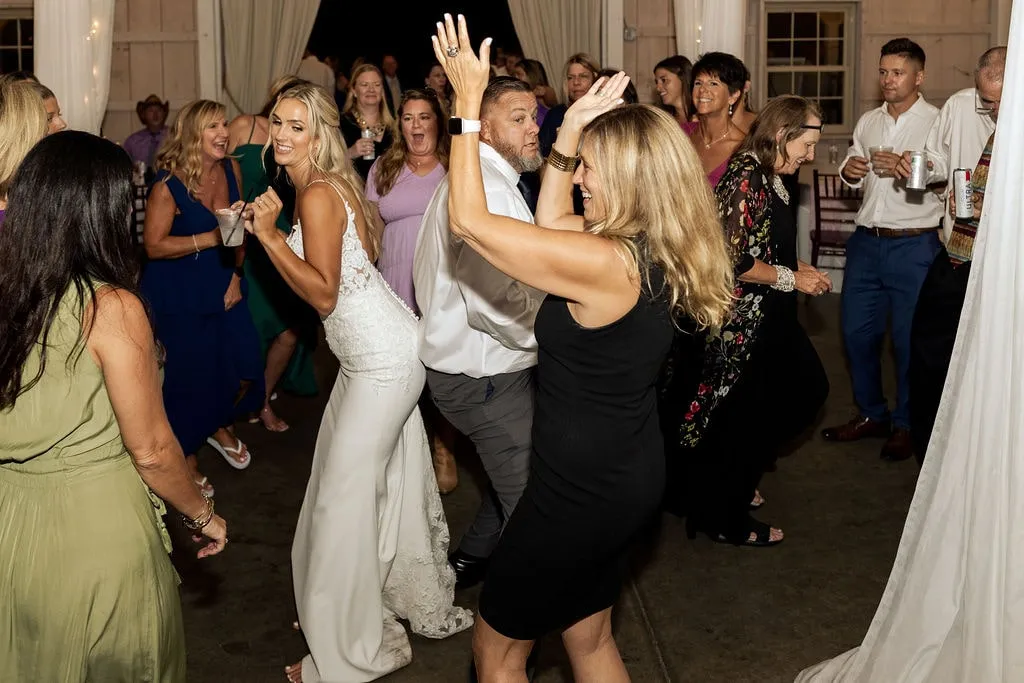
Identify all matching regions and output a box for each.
[953,168,973,220]
[361,128,376,161]
[906,151,928,190]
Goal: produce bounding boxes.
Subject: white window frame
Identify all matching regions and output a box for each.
[751,0,859,135]
[0,7,34,75]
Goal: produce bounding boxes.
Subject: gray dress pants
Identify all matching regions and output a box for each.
[424,367,534,558]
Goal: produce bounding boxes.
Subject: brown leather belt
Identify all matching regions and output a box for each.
[857,226,939,238]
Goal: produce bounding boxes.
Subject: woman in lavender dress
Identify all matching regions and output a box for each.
[365,88,460,494]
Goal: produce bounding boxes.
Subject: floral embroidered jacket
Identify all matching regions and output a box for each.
[680,153,778,447]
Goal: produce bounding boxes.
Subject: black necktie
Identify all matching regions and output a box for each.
[517,173,538,214]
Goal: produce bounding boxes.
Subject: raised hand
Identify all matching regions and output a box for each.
[563,72,631,131]
[431,14,491,102]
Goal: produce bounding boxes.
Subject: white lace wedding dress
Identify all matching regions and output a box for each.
[287,181,472,683]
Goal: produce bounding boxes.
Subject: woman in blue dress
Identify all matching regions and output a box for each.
[141,99,264,495]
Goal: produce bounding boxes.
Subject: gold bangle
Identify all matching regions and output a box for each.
[546,148,579,173]
[183,498,215,531]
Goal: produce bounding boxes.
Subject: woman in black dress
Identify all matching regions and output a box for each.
[664,96,831,546]
[339,64,395,180]
[432,15,735,682]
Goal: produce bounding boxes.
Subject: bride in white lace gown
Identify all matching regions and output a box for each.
[244,83,472,683]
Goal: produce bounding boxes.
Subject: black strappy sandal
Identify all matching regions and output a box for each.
[709,517,783,547]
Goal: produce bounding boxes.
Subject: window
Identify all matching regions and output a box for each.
[764,4,855,130]
[0,12,33,76]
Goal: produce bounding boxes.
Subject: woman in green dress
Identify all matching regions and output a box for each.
[0,131,228,682]
[228,76,319,431]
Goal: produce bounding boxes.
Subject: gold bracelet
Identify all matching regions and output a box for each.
[183,498,215,531]
[546,147,579,173]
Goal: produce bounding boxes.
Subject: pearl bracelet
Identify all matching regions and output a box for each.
[771,264,795,292]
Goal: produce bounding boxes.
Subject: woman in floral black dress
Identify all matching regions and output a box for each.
[663,96,831,546]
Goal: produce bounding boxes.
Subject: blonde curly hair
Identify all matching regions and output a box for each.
[155,99,226,197]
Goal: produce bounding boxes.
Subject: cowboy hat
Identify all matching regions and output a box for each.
[136,94,169,123]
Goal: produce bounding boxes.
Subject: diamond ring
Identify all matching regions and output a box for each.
[446,46,459,58]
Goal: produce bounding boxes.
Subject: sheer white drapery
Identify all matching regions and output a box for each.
[673,0,746,61]
[220,0,320,117]
[797,6,1024,682]
[507,0,601,102]
[34,0,114,134]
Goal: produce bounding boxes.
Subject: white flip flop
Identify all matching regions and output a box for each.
[206,436,252,470]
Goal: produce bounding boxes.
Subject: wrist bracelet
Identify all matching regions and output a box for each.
[183,498,215,531]
[771,264,795,292]
[547,147,579,173]
[192,234,200,254]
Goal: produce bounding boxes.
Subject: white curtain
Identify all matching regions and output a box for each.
[797,4,1024,682]
[673,0,746,61]
[33,0,114,134]
[507,0,601,102]
[220,0,320,118]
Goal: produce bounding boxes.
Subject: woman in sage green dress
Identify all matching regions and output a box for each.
[228,76,319,432]
[0,132,228,682]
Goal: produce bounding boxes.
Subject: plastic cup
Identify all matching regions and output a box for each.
[869,145,894,176]
[215,208,244,247]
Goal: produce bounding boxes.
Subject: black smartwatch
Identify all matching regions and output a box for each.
[447,118,482,135]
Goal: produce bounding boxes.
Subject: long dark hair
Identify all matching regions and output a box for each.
[0,131,140,409]
[654,55,694,119]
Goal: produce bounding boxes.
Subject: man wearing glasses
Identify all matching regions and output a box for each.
[902,47,1005,465]
[895,47,1005,227]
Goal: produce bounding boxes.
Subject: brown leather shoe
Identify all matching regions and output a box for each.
[821,416,892,442]
[880,428,914,461]
[432,435,458,495]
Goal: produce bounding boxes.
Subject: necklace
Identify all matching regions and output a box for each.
[772,174,790,205]
[354,110,385,137]
[701,121,733,149]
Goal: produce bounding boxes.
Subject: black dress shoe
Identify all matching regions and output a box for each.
[449,549,489,589]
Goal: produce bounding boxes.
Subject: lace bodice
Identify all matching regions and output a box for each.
[285,184,419,387]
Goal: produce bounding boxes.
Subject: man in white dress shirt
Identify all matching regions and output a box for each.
[894,46,1002,236]
[820,39,944,462]
[295,47,336,94]
[414,77,544,588]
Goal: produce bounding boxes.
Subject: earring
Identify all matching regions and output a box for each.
[729,103,734,116]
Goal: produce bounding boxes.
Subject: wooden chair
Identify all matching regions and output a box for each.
[132,183,148,244]
[811,170,862,269]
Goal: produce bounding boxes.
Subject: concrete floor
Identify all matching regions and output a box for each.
[173,294,919,682]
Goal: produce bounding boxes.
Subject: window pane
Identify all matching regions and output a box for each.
[21,20,33,47]
[0,48,20,73]
[820,71,845,97]
[767,40,792,65]
[21,48,32,74]
[793,12,817,38]
[766,12,792,40]
[793,40,818,66]
[794,72,819,97]
[821,40,843,66]
[819,12,845,39]
[818,98,844,127]
[0,20,17,47]
[768,72,793,97]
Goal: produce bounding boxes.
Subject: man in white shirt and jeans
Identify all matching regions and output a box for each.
[414,77,544,588]
[821,39,944,462]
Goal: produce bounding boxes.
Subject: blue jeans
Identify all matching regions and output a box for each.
[841,228,941,429]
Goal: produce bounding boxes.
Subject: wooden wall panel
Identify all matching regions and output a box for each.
[623,0,677,104]
[102,0,200,145]
[161,42,197,101]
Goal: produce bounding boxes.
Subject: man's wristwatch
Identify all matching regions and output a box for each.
[448,118,481,135]
[234,265,245,278]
